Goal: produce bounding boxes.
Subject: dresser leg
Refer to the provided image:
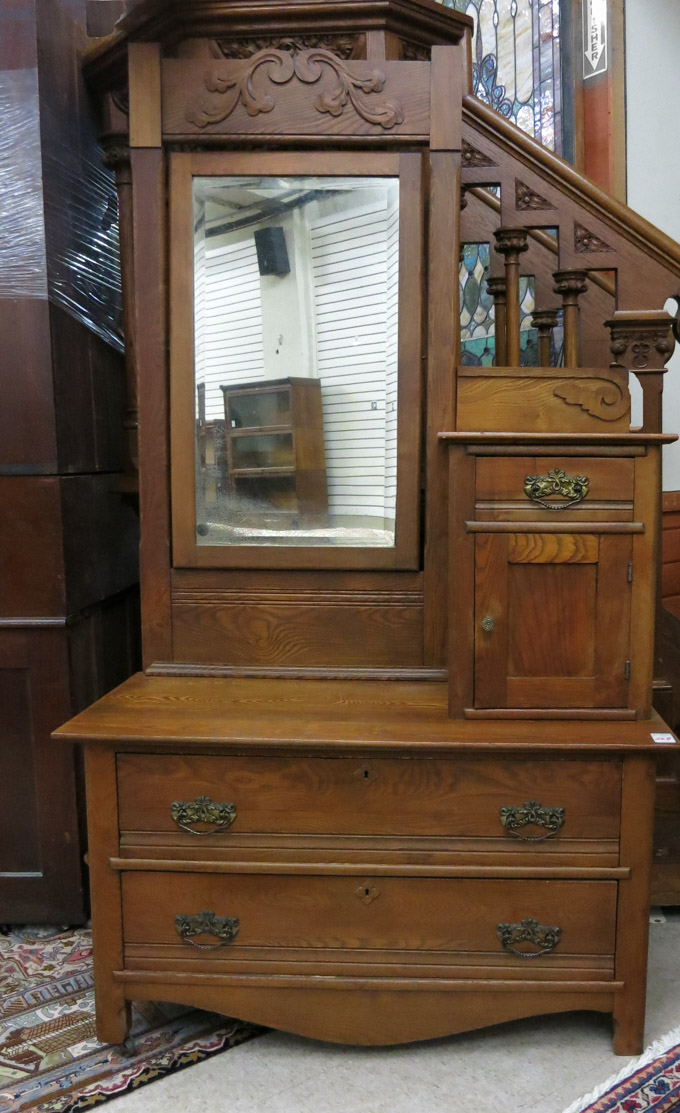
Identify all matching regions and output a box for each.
[96,992,132,1046]
[612,1006,645,1057]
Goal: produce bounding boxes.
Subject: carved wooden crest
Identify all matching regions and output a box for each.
[187,48,405,130]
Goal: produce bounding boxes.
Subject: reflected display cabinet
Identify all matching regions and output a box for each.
[56,0,680,1054]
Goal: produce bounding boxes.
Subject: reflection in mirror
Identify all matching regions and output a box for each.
[193,176,399,547]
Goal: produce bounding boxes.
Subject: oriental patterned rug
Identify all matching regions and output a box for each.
[562,1024,680,1113]
[0,925,263,1112]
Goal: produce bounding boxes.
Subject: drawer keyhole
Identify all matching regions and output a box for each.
[356,885,380,905]
[354,765,377,784]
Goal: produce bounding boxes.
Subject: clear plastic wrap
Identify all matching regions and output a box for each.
[0,69,49,299]
[40,88,124,350]
[0,47,123,351]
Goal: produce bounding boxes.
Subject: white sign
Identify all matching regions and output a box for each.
[651,733,676,745]
[583,0,608,80]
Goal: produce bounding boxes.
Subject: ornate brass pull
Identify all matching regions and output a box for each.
[523,468,589,510]
[497,918,561,959]
[175,910,239,950]
[171,796,236,835]
[480,615,496,633]
[499,801,565,842]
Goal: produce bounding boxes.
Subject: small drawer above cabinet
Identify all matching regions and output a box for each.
[474,456,635,522]
[121,873,618,981]
[116,754,622,865]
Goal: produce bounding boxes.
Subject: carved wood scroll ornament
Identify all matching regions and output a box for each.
[553,376,631,422]
[187,48,405,130]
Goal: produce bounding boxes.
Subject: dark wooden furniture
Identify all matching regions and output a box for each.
[0,0,139,923]
[55,0,680,1053]
[220,377,328,528]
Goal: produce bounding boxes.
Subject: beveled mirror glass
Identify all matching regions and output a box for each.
[192,175,399,547]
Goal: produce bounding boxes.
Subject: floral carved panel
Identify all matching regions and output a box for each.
[176,49,417,135]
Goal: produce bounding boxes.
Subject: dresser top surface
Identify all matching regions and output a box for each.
[53,673,677,753]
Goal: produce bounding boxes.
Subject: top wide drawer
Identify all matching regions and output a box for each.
[475,456,635,521]
[116,754,621,842]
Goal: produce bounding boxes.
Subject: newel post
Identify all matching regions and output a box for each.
[606,311,676,432]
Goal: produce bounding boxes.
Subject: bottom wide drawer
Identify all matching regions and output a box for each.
[121,873,617,963]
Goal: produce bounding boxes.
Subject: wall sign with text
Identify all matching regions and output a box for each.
[583,0,608,80]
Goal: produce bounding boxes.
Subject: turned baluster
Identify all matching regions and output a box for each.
[486,275,507,366]
[494,229,528,366]
[553,271,588,367]
[531,308,560,368]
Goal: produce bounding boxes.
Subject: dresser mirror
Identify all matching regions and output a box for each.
[171,153,423,569]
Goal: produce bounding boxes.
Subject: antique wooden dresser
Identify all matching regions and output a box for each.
[55,0,680,1054]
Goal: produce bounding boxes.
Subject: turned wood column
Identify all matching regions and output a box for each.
[531,308,560,368]
[606,310,676,433]
[553,270,588,368]
[494,229,528,366]
[486,276,507,366]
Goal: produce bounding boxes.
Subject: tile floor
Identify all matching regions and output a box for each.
[105,910,680,1113]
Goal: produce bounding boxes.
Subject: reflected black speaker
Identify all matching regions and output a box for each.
[254,226,290,276]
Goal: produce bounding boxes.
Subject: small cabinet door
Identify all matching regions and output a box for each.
[473,532,632,710]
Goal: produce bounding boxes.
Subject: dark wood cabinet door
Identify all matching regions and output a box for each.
[474,532,632,710]
[0,628,85,923]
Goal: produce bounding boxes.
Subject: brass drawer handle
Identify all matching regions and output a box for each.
[524,468,589,510]
[171,796,236,835]
[175,909,239,950]
[499,801,565,842]
[497,917,561,959]
[480,615,496,633]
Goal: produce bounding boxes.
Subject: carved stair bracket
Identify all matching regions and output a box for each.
[575,222,614,254]
[515,179,555,211]
[187,48,405,130]
[462,139,497,169]
[553,376,631,422]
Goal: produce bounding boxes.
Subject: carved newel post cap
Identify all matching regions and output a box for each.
[605,310,676,372]
[531,308,560,330]
[553,270,588,298]
[485,275,507,297]
[494,228,529,257]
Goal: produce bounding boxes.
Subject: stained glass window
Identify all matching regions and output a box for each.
[459,243,539,366]
[442,0,562,153]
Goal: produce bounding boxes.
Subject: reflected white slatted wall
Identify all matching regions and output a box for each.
[194,224,206,398]
[311,199,396,520]
[199,237,265,420]
[384,194,399,520]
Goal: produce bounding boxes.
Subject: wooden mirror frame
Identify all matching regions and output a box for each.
[169,149,425,571]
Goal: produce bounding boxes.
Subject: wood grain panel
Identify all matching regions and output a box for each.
[117,753,621,840]
[507,564,596,679]
[0,300,56,472]
[476,457,635,505]
[162,59,430,138]
[473,534,508,708]
[0,479,65,616]
[507,534,598,564]
[172,600,424,668]
[458,370,631,435]
[54,673,676,752]
[122,873,617,956]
